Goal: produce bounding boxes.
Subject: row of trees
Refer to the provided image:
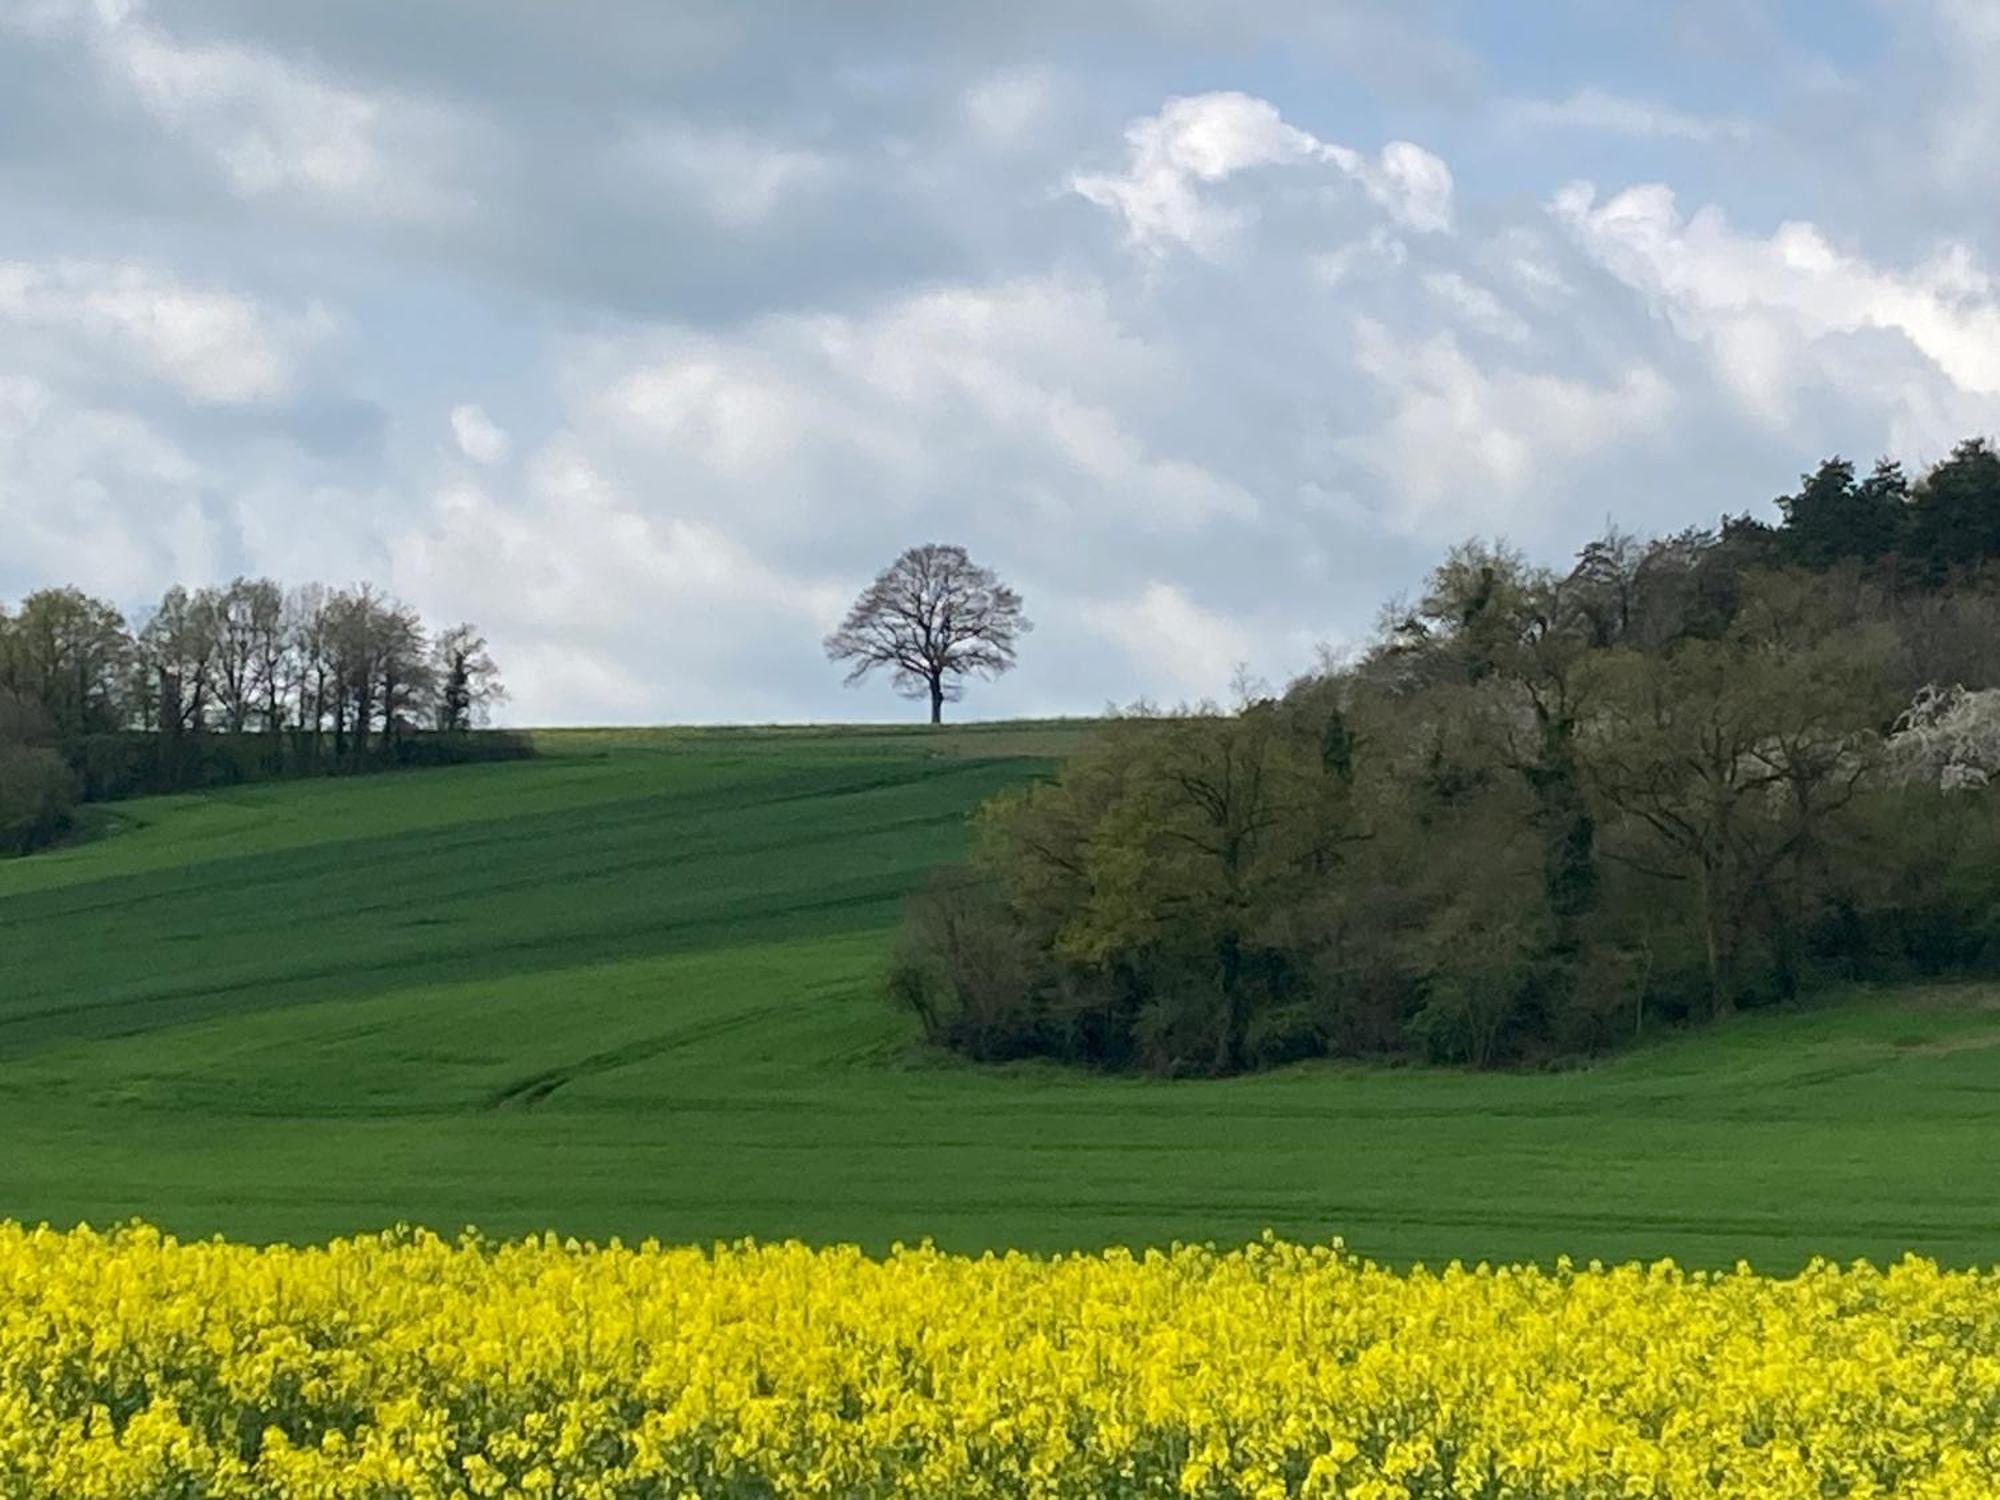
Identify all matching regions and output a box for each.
[0,578,511,854]
[892,436,2000,1074]
[1757,437,2000,580]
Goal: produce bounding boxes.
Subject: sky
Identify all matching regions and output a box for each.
[1,0,1997,724]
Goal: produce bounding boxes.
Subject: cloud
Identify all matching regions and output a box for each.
[962,67,1058,146]
[10,0,464,221]
[1508,88,1752,143]
[0,259,327,404]
[1070,92,1323,256]
[614,124,835,229]
[1342,318,1675,538]
[1071,92,1451,255]
[1552,181,2000,443]
[1324,139,1455,234]
[384,447,848,723]
[1313,227,1409,286]
[0,374,219,598]
[4,5,1998,725]
[576,275,1257,539]
[1914,0,2000,203]
[1422,271,1530,343]
[1084,581,1258,701]
[448,403,510,465]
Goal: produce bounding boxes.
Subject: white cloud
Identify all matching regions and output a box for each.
[0,374,218,597]
[501,642,659,724]
[1071,91,1452,255]
[1085,581,1258,700]
[1552,181,2000,437]
[0,259,326,403]
[1324,138,1455,234]
[1342,318,1674,537]
[449,403,511,465]
[1071,92,1321,255]
[1313,227,1409,286]
[962,68,1057,146]
[1509,88,1752,143]
[1423,271,1530,342]
[581,276,1254,535]
[385,446,847,723]
[1493,229,1575,306]
[603,355,806,481]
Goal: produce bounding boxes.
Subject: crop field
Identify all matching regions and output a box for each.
[10,1225,1998,1498]
[3,724,2000,1269]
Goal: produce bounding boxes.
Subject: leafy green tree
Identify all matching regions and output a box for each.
[5,588,133,737]
[1907,439,2000,581]
[1775,456,1907,569]
[1379,542,1602,938]
[1580,621,1881,1014]
[967,705,1352,1073]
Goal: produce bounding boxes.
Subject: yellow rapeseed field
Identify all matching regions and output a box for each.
[1,1223,1995,1498]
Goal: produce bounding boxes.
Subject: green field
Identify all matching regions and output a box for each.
[3,723,1998,1269]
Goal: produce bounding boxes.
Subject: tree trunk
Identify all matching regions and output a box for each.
[1699,862,1735,1018]
[928,678,944,725]
[1213,930,1245,1074]
[157,669,184,790]
[1765,879,1803,1002]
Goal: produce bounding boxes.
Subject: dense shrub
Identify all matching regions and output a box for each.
[0,687,76,855]
[0,743,75,856]
[58,728,535,802]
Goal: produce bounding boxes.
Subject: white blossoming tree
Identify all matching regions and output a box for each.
[1886,685,2000,792]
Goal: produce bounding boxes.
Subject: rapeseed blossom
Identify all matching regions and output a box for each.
[1,1222,1996,1497]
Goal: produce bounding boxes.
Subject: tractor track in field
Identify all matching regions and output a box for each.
[483,1001,795,1111]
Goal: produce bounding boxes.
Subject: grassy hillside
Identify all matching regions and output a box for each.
[3,722,1998,1268]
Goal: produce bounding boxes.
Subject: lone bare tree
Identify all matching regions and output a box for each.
[825,544,1030,723]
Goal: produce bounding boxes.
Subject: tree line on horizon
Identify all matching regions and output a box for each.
[0,577,514,854]
[892,436,2000,1075]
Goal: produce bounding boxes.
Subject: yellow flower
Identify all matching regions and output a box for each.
[1,1222,1997,1497]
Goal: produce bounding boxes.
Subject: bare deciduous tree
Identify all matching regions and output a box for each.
[212,577,284,735]
[138,586,219,738]
[824,544,1030,724]
[288,584,335,754]
[376,600,433,747]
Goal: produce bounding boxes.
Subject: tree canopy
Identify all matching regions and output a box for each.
[825,544,1030,723]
